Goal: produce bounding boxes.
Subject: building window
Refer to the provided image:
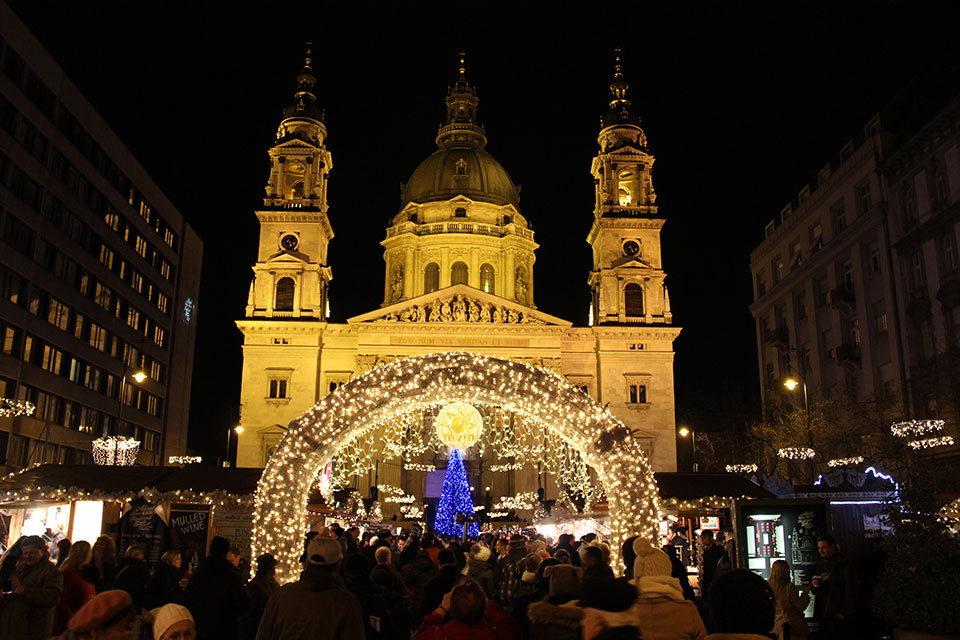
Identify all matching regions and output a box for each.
[275,277,295,311]
[454,207,467,217]
[618,170,639,206]
[451,262,468,286]
[842,260,855,290]
[832,201,847,233]
[941,232,957,275]
[756,271,766,297]
[870,247,881,274]
[903,185,917,227]
[933,163,948,204]
[47,298,70,331]
[910,252,925,290]
[628,384,647,404]
[424,263,439,293]
[816,277,829,306]
[809,222,823,252]
[771,256,783,284]
[268,378,288,399]
[480,264,495,293]
[857,182,872,213]
[624,283,644,316]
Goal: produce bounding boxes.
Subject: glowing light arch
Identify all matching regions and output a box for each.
[252,351,660,583]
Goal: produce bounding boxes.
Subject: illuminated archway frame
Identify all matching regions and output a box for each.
[252,351,660,583]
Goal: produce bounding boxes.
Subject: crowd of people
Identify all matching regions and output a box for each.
[0,524,860,640]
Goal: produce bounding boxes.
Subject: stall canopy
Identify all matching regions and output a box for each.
[654,473,774,500]
[0,464,262,504]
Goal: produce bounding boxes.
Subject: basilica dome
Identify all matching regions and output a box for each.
[401,146,519,208]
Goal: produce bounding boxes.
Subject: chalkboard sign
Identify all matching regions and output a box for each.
[167,503,211,572]
[119,500,167,564]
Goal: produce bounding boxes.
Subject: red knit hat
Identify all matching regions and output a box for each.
[68,590,133,632]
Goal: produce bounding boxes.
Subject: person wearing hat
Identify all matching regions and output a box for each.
[151,602,195,640]
[630,538,706,640]
[527,564,584,640]
[255,537,364,640]
[185,536,249,640]
[49,589,137,640]
[464,544,495,599]
[0,534,63,640]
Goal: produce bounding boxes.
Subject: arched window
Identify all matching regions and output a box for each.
[275,277,295,311]
[624,283,644,316]
[451,262,468,286]
[618,169,639,206]
[480,264,495,293]
[291,181,304,199]
[424,263,440,293]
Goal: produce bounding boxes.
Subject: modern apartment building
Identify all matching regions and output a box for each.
[0,3,202,469]
[750,81,960,445]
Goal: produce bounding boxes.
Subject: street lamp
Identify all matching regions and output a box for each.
[116,368,147,436]
[225,425,244,467]
[783,364,815,482]
[678,426,697,472]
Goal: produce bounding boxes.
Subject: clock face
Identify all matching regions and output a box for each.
[288,161,306,175]
[623,240,641,256]
[280,233,299,251]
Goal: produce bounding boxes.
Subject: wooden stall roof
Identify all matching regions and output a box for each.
[654,473,773,500]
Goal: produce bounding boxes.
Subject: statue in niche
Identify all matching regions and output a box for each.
[413,305,425,322]
[399,306,414,322]
[493,305,505,323]
[390,266,403,302]
[429,300,441,322]
[470,299,482,321]
[479,304,492,323]
[452,296,467,322]
[440,299,453,322]
[515,269,528,303]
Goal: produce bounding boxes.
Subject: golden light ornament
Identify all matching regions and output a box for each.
[891,419,944,438]
[907,435,954,450]
[827,456,864,467]
[725,463,758,473]
[250,352,660,584]
[434,401,484,450]
[778,446,815,460]
[92,436,140,466]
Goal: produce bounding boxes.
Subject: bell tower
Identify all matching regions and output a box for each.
[587,54,671,326]
[245,44,333,319]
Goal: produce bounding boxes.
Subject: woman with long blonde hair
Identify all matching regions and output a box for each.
[768,559,811,640]
[53,540,94,634]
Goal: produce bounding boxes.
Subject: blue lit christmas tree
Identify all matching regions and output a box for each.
[434,448,479,537]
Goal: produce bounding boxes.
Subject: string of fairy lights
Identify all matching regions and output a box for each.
[251,352,660,583]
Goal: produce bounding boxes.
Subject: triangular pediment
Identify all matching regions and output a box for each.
[272,138,318,150]
[614,255,654,269]
[266,249,309,263]
[347,284,572,327]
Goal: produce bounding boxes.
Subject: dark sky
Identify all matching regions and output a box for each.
[9,1,960,461]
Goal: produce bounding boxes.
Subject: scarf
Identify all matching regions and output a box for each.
[633,575,685,601]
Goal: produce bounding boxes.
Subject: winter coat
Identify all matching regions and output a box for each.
[82,560,116,593]
[370,563,405,596]
[421,565,460,622]
[255,565,365,640]
[812,554,857,621]
[773,585,810,639]
[146,561,184,609]
[185,555,250,640]
[496,542,526,607]
[528,599,583,640]
[404,554,440,621]
[465,557,496,598]
[347,573,410,640]
[114,556,150,609]
[699,545,725,598]
[630,575,706,640]
[53,566,95,634]
[706,635,775,640]
[412,601,521,640]
[239,574,278,640]
[0,558,63,640]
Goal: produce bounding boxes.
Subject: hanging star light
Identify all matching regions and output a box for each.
[434,401,484,450]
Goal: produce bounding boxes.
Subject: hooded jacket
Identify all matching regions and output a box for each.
[630,575,706,640]
[255,565,364,640]
[0,557,63,640]
[465,555,495,599]
[185,555,250,640]
[405,553,440,621]
[528,600,583,640]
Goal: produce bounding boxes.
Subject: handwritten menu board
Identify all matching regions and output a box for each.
[119,500,167,564]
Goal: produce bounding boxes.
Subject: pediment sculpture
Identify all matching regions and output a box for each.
[380,294,545,324]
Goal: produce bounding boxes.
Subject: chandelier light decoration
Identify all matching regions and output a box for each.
[778,446,816,460]
[890,419,945,438]
[827,456,864,468]
[725,464,758,473]
[251,352,659,583]
[0,398,35,418]
[434,402,484,450]
[168,455,202,465]
[907,435,955,450]
[92,436,140,466]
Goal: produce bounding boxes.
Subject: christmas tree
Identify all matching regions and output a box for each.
[434,448,479,537]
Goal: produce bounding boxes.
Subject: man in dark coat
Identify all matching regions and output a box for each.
[185,536,250,640]
[812,535,858,638]
[239,554,278,640]
[698,530,725,600]
[0,535,63,640]
[369,546,405,595]
[420,549,460,620]
[114,544,151,609]
[256,538,365,640]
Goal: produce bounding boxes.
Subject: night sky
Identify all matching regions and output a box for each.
[9,2,960,462]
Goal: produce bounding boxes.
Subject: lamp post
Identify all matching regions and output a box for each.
[783,349,816,483]
[225,425,243,467]
[678,426,697,472]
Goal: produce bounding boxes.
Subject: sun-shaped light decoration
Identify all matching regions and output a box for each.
[434,401,484,450]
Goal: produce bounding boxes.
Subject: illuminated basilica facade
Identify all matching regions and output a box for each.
[235,53,681,504]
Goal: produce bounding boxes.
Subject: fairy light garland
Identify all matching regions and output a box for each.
[907,435,955,450]
[403,463,436,472]
[725,464,758,473]
[827,456,864,467]
[0,398,35,417]
[490,462,524,472]
[251,352,660,582]
[891,419,944,438]
[169,456,202,465]
[778,447,816,460]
